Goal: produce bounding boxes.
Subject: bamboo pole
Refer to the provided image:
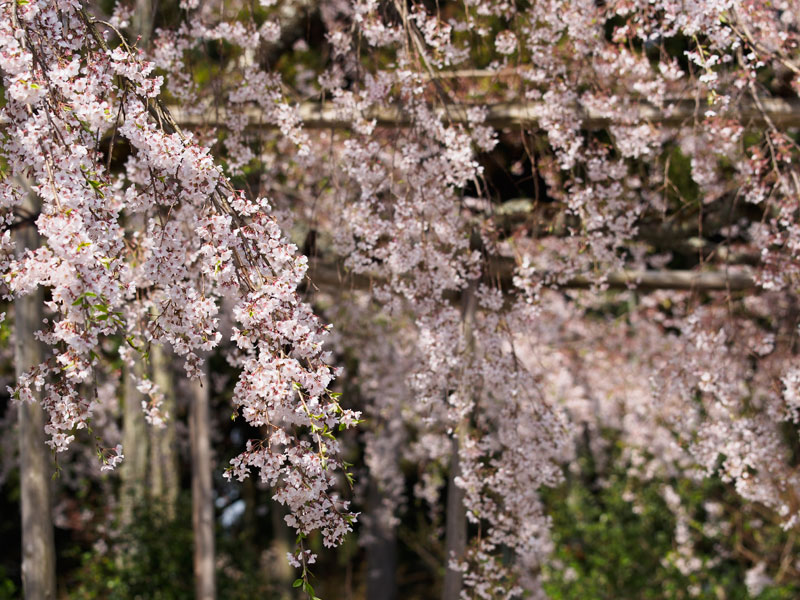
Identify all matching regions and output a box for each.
[365,469,399,600]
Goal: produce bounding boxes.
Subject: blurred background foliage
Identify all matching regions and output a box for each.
[2,419,799,599]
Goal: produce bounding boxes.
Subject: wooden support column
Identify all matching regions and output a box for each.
[15,189,57,600]
[442,281,477,600]
[190,359,216,600]
[149,343,179,518]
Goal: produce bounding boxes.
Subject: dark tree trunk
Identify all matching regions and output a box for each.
[441,435,467,600]
[442,282,476,600]
[365,479,398,600]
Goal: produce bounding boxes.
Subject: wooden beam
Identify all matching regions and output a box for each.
[306,258,758,294]
[173,97,800,130]
[567,269,756,291]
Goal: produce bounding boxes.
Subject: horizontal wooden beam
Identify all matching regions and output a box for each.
[566,269,756,291]
[306,258,758,294]
[173,97,800,131]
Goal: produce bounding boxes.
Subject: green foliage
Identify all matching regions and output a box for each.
[541,440,800,600]
[665,145,700,207]
[65,491,309,599]
[543,460,675,598]
[68,500,193,600]
[0,567,18,600]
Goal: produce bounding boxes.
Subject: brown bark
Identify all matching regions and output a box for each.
[15,190,57,600]
[190,360,216,600]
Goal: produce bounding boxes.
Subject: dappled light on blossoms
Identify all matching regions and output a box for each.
[2,0,800,595]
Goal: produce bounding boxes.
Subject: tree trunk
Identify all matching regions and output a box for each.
[441,435,467,600]
[241,477,257,564]
[120,356,148,528]
[270,501,294,597]
[442,281,477,600]
[15,191,57,599]
[149,343,179,518]
[131,0,153,47]
[119,192,149,526]
[190,360,216,600]
[365,479,397,600]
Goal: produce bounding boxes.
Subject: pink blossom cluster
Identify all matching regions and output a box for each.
[1,0,358,556]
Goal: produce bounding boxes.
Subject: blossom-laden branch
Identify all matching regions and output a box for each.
[0,0,359,558]
[143,0,800,594]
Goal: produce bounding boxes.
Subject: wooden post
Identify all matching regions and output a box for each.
[442,282,477,600]
[365,479,398,600]
[441,435,467,600]
[190,360,216,600]
[120,355,148,528]
[131,0,153,47]
[269,501,295,597]
[15,189,57,599]
[149,343,179,518]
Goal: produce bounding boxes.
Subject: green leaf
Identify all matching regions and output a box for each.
[292,579,303,588]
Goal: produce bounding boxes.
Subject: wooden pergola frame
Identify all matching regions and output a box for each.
[173,97,799,294]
